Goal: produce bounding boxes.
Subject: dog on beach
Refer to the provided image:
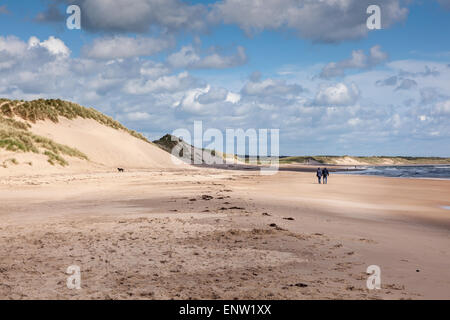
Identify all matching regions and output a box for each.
[117,168,124,173]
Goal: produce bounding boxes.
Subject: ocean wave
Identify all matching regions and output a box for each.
[336,165,450,179]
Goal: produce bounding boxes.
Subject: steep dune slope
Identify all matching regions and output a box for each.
[0,98,186,175]
[31,117,179,169]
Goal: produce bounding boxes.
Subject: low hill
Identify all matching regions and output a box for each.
[153,134,243,165]
[279,155,450,166]
[0,98,185,175]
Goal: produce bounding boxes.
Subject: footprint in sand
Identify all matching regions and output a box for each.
[269,223,286,231]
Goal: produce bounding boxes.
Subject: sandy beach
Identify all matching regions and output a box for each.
[1,167,449,300]
[1,0,450,305]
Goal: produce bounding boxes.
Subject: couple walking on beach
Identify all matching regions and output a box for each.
[316,167,329,184]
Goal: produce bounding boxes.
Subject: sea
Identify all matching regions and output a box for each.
[336,165,450,180]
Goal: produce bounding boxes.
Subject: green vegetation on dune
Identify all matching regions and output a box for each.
[153,134,181,154]
[279,156,321,164]
[0,122,88,166]
[0,98,126,166]
[0,98,150,144]
[280,155,450,165]
[153,134,242,163]
[0,97,155,167]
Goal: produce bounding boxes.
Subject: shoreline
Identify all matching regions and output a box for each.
[192,163,450,180]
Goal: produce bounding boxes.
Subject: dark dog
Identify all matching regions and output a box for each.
[117,168,124,172]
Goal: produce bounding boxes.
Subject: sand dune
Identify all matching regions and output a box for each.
[0,99,192,176]
[0,117,189,177]
[31,118,184,170]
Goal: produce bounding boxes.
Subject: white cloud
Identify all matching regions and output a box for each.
[1,34,450,156]
[0,36,27,55]
[395,79,417,91]
[167,45,247,69]
[174,85,241,114]
[376,75,398,87]
[176,86,211,114]
[433,100,450,115]
[320,45,388,78]
[127,111,152,121]
[0,36,28,70]
[37,0,409,44]
[82,36,173,60]
[139,61,171,79]
[28,36,71,56]
[197,87,228,104]
[241,76,304,97]
[226,92,241,104]
[314,83,360,106]
[211,0,408,43]
[124,71,198,94]
[37,0,209,33]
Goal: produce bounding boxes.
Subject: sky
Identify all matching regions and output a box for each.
[0,0,449,156]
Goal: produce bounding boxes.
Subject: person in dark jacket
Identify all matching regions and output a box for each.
[322,168,329,184]
[316,168,322,184]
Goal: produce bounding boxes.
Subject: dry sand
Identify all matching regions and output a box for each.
[0,167,449,300]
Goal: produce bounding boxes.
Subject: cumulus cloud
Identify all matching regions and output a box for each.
[28,36,71,56]
[0,36,70,71]
[37,0,208,33]
[420,87,448,105]
[0,35,198,99]
[139,61,171,79]
[211,0,408,43]
[37,0,410,43]
[174,85,241,114]
[376,75,398,87]
[314,83,360,106]
[395,79,417,91]
[320,45,388,78]
[167,45,247,69]
[123,71,199,94]
[375,63,444,92]
[1,34,450,156]
[82,36,174,60]
[226,92,241,104]
[241,74,305,97]
[398,65,440,78]
[197,87,229,104]
[433,100,450,115]
[126,111,152,121]
[0,36,28,67]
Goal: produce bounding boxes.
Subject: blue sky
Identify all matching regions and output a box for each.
[0,0,449,156]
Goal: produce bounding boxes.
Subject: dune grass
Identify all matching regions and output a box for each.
[0,97,155,167]
[0,123,88,166]
[0,98,94,166]
[0,98,150,144]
